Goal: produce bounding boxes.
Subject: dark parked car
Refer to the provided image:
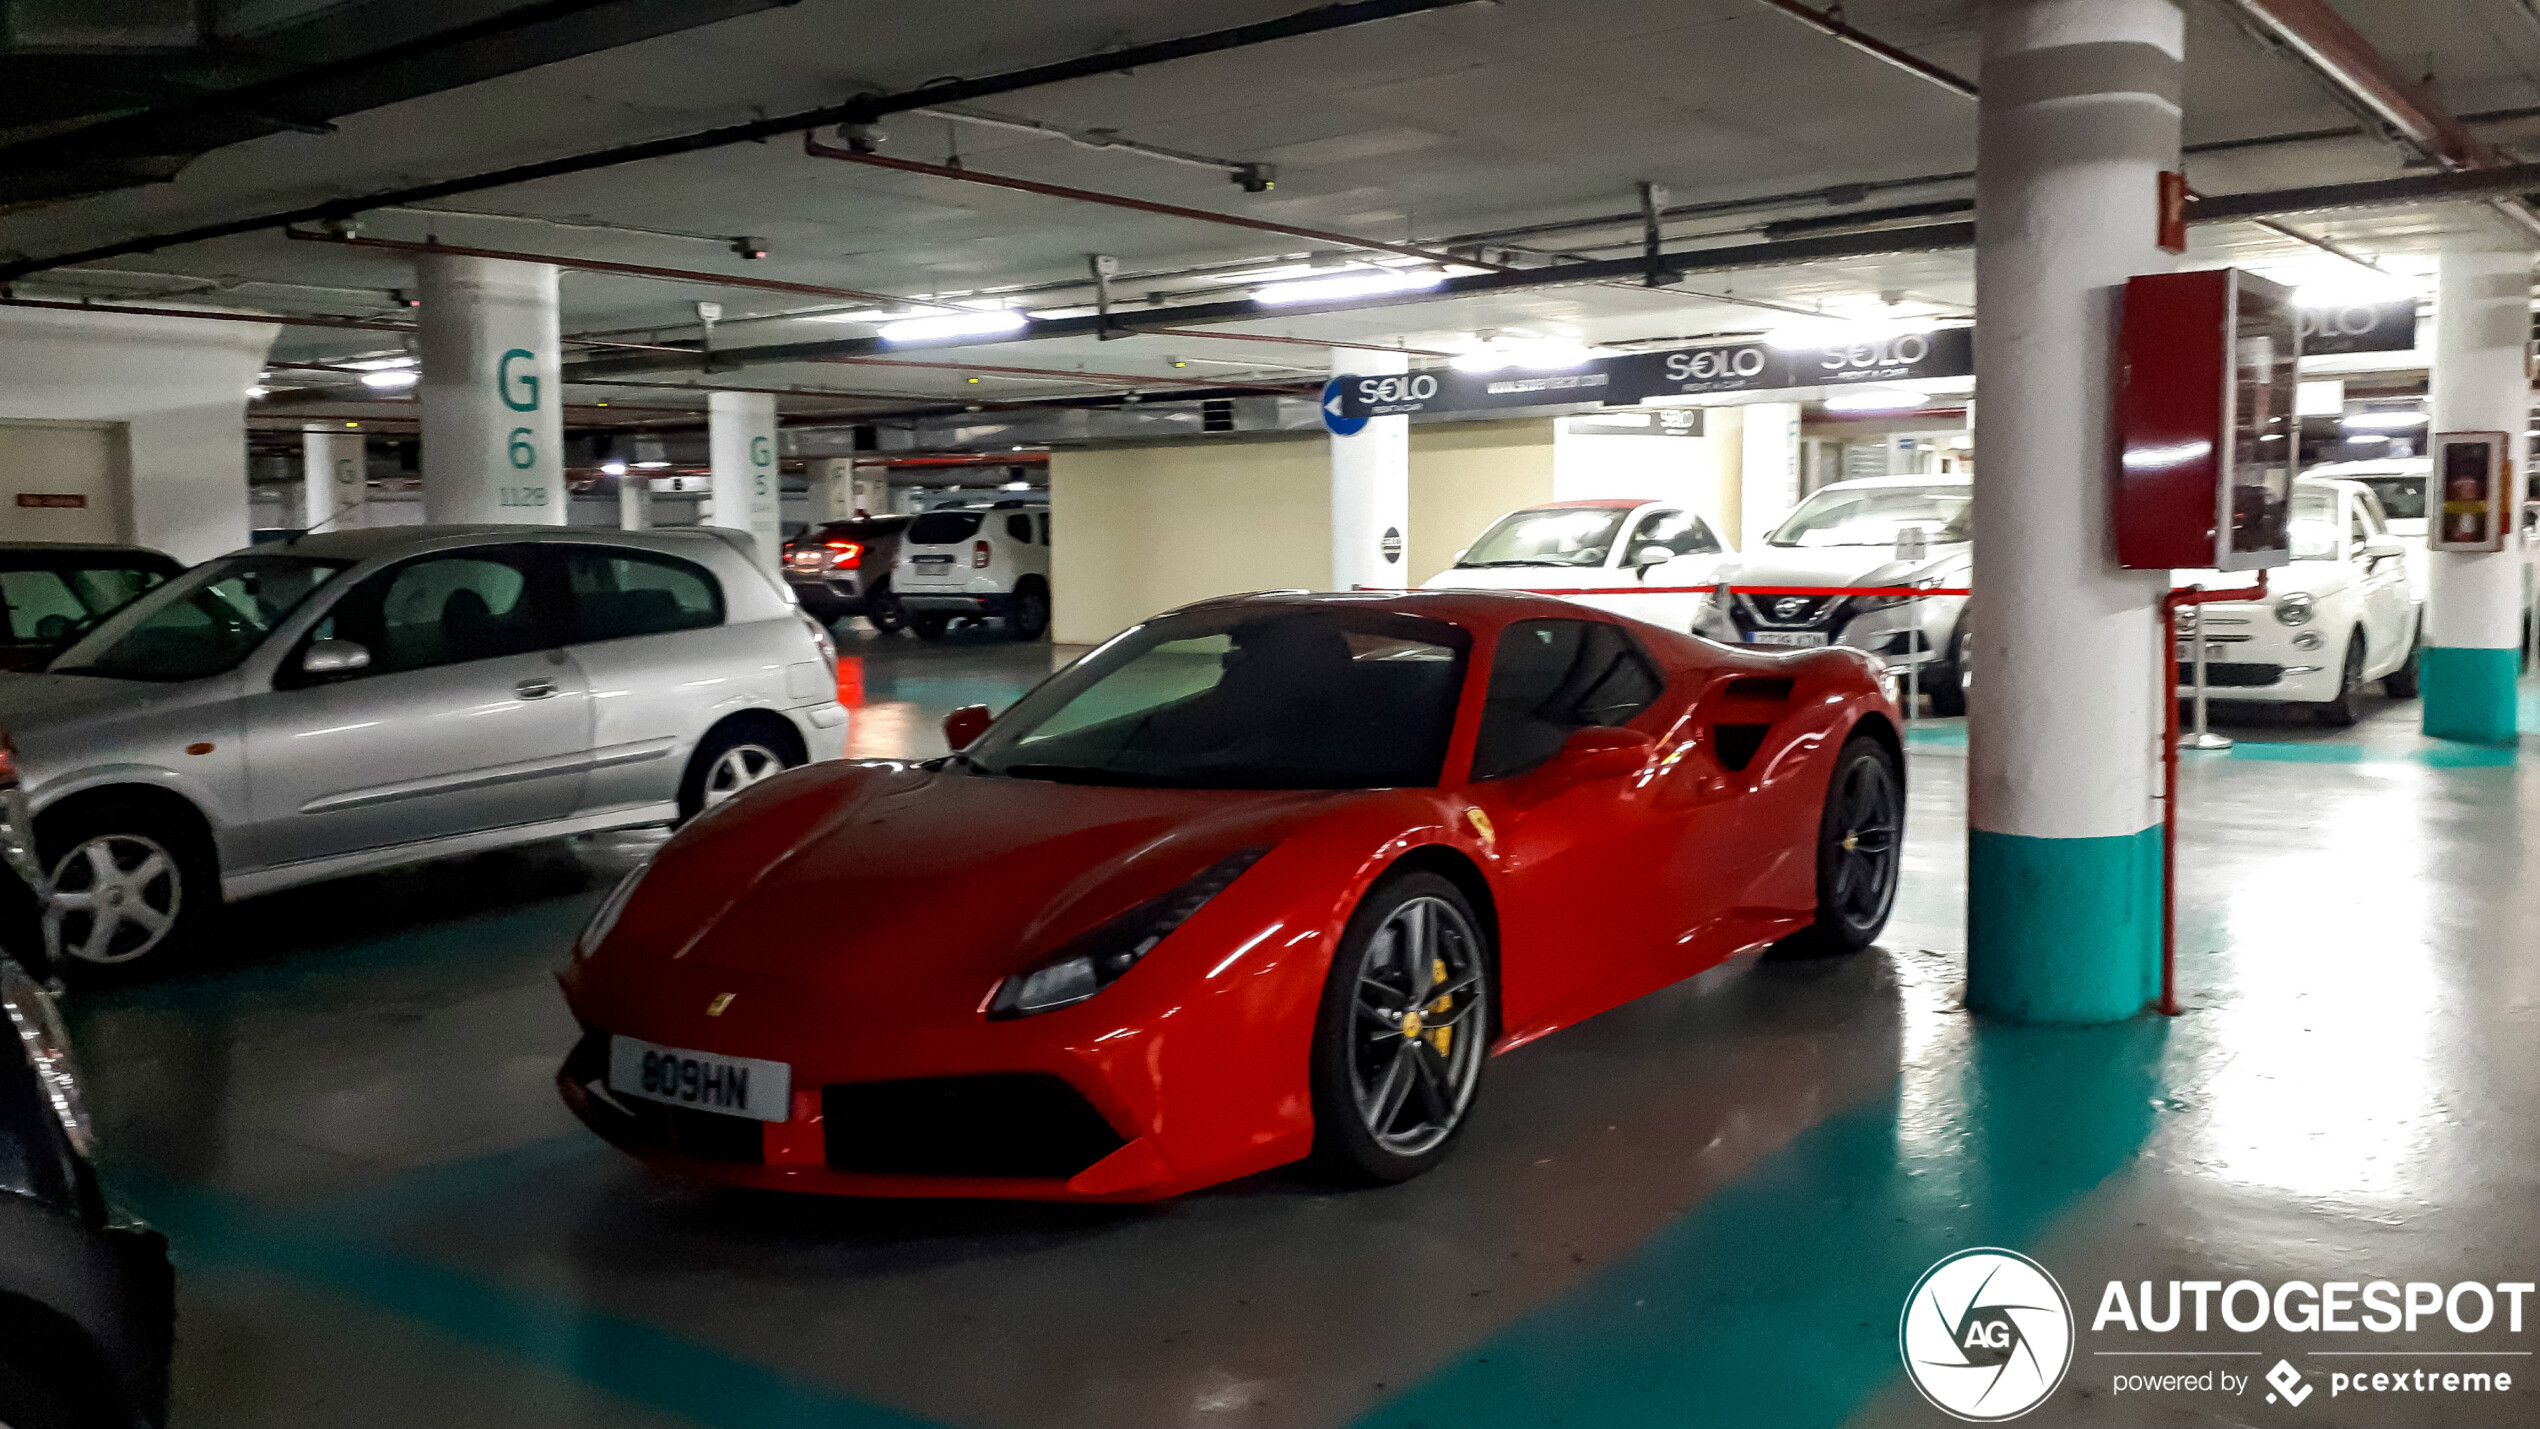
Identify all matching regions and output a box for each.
[784,516,909,632]
[0,744,173,1428]
[0,546,183,673]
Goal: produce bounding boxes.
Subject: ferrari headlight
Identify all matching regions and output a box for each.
[989,846,1270,1018]
[574,860,652,960]
[2274,592,2314,627]
[1,958,90,1157]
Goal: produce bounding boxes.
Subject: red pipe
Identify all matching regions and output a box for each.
[2156,573,2268,1016]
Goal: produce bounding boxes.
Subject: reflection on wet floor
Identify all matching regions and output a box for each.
[52,633,2540,1428]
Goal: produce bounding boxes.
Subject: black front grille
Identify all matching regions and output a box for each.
[2178,662,2282,688]
[823,1073,1126,1179]
[1736,594,1847,629]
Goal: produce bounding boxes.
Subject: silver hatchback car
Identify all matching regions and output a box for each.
[0,525,848,975]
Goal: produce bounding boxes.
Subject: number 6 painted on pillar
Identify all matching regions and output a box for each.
[508,427,535,469]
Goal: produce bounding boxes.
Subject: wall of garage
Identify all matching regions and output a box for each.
[1406,418,1557,585]
[0,306,275,562]
[1050,433,1333,645]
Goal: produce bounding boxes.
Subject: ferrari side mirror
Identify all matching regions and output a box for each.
[943,703,993,752]
[1558,725,1655,780]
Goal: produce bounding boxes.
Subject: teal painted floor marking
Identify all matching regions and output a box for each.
[1355,1017,2167,1429]
[116,1166,952,1429]
[1902,722,1965,748]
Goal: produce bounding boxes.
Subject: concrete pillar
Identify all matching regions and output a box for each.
[1332,350,1409,591]
[851,463,890,517]
[1965,0,2181,1024]
[805,457,854,523]
[1738,401,1802,547]
[617,473,649,531]
[2423,248,2533,745]
[418,255,564,524]
[301,427,365,531]
[707,390,782,573]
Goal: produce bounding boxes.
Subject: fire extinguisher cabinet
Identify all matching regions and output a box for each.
[2115,268,2299,572]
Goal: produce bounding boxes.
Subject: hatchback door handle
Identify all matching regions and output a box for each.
[515,678,558,700]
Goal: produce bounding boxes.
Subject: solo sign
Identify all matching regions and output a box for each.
[2297,299,2416,355]
[1331,327,1975,419]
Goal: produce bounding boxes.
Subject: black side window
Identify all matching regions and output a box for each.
[1006,513,1034,544]
[563,547,723,643]
[302,547,546,680]
[1472,620,1665,779]
[1627,510,1721,559]
[1037,512,1051,544]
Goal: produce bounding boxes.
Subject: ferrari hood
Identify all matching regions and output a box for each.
[594,761,1340,1010]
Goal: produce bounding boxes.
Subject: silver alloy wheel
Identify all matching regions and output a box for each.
[1348,894,1489,1157]
[701,743,785,809]
[48,833,182,966]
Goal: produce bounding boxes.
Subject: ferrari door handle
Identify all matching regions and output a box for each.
[515,678,558,700]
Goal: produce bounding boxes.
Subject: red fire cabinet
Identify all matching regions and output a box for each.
[2115,268,2299,571]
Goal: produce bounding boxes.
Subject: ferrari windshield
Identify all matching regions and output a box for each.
[1456,507,1630,568]
[51,554,350,681]
[965,605,1470,789]
[1767,484,1971,547]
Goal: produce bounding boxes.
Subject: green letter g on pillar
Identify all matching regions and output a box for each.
[498,349,540,412]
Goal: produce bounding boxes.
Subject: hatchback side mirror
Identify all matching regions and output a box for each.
[943,703,993,752]
[2361,534,2407,562]
[300,638,370,677]
[1633,544,1674,569]
[1557,725,1655,780]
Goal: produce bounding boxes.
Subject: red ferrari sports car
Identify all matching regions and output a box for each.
[557,590,1903,1200]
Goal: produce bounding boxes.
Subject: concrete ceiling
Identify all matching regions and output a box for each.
[5,0,2536,430]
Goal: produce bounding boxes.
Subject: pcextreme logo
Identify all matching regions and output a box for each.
[1901,1248,2076,1421]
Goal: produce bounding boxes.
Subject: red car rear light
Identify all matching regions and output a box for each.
[971,540,991,569]
[826,540,862,569]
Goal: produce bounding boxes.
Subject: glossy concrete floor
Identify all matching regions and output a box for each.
[61,625,2540,1428]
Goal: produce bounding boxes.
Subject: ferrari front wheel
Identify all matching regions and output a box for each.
[1311,871,1492,1184]
[1768,732,1903,959]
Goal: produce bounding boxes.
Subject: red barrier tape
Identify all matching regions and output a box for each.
[1367,584,1976,598]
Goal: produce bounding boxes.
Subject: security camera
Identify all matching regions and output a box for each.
[1232,163,1277,194]
[839,122,885,155]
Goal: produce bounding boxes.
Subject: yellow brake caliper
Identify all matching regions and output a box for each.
[1427,956,1454,1056]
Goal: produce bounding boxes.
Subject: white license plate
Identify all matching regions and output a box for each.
[1750,631,1829,647]
[913,554,954,565]
[608,1036,791,1122]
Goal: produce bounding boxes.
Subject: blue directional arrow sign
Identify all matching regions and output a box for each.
[1320,378,1368,436]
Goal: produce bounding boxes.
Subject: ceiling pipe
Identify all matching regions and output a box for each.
[0,0,1490,282]
[2217,0,2540,243]
[801,136,1494,274]
[914,107,1274,192]
[1135,327,1452,358]
[283,228,941,309]
[814,355,1314,396]
[1742,0,1978,99]
[565,156,2540,379]
[0,295,414,333]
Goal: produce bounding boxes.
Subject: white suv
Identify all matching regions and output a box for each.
[895,503,1051,640]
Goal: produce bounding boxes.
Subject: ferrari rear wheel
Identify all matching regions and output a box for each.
[1311,871,1491,1183]
[1767,732,1902,960]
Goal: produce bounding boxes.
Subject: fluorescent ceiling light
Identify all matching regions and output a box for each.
[245,386,269,399]
[360,369,419,390]
[879,308,1028,343]
[2341,410,2426,430]
[1822,387,1930,413]
[2345,433,2391,444]
[1252,269,1446,305]
[633,460,674,469]
[1766,317,1936,349]
[601,460,628,476]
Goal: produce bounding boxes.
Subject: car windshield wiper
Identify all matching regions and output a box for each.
[1457,559,1569,568]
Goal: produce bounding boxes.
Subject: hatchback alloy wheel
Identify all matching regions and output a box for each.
[47,833,182,966]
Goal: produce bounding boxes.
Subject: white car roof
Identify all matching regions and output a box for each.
[2303,458,2430,478]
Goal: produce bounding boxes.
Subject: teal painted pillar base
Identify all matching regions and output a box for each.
[1966,827,2161,1024]
[2421,646,2520,746]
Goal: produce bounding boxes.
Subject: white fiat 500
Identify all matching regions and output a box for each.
[1421,499,1731,631]
[2174,475,2419,723]
[0,525,848,976]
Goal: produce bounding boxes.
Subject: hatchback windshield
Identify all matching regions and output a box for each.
[52,555,350,681]
[2347,474,2426,522]
[1768,485,1972,547]
[965,605,1469,789]
[1456,507,1630,568]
